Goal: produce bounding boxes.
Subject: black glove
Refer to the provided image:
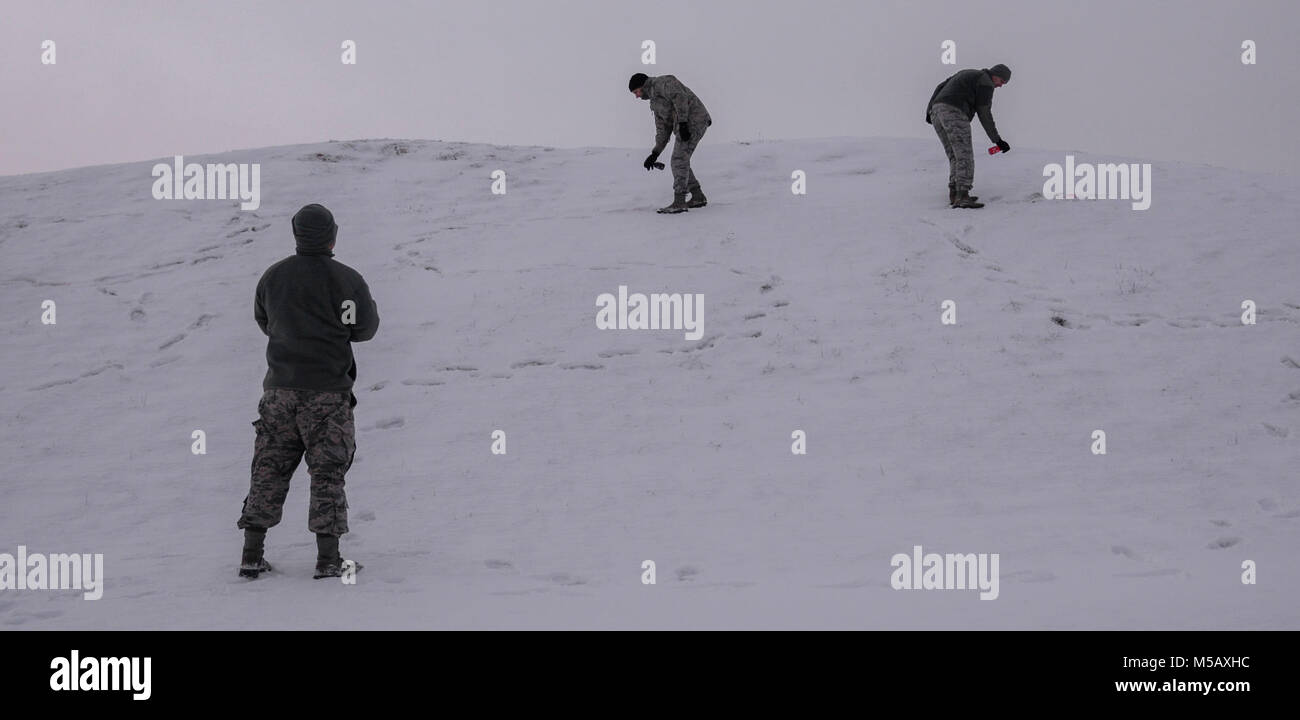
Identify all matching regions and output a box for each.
[678,122,691,142]
[996,140,1010,153]
[643,152,660,171]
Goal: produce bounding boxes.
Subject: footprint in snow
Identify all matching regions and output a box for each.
[158,333,186,350]
[1261,422,1288,438]
[510,359,554,369]
[1110,545,1138,559]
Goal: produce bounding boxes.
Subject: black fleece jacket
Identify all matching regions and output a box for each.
[254,248,379,393]
[925,68,1004,144]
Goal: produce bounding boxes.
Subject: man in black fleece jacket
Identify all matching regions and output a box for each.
[237,203,379,579]
[926,63,1012,208]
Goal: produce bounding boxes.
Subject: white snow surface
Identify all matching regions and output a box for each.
[2,137,1299,629]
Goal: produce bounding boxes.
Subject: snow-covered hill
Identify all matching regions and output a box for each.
[2,137,1298,629]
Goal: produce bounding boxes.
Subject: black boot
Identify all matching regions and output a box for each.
[313,534,362,579]
[687,189,708,208]
[949,185,977,206]
[238,528,272,578]
[657,194,689,214]
[952,189,984,209]
[313,558,364,579]
[315,533,339,567]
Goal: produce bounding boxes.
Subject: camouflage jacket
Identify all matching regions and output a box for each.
[646,75,712,153]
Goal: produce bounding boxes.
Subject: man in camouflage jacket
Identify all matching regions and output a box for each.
[629,73,713,213]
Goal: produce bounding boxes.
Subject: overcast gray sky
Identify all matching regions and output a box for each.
[2,0,1296,176]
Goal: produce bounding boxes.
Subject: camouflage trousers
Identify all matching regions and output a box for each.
[237,388,355,536]
[931,103,975,192]
[671,120,709,197]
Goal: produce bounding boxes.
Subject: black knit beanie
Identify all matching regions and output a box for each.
[989,64,1011,82]
[292,203,337,254]
[628,73,648,92]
